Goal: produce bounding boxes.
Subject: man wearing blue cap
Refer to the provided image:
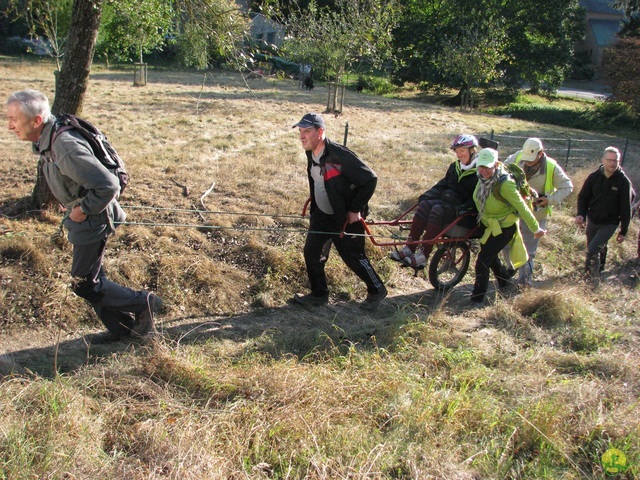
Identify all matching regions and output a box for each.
[292,112,387,310]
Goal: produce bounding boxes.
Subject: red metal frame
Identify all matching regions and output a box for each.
[302,198,481,249]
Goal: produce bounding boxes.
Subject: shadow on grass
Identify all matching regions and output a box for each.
[0,286,457,379]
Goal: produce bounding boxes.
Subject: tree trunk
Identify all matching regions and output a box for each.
[51,0,103,116]
[34,0,102,209]
[32,158,58,208]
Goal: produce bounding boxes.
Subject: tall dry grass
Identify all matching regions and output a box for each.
[0,58,638,479]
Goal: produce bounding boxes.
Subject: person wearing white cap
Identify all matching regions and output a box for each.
[471,148,546,303]
[503,137,573,288]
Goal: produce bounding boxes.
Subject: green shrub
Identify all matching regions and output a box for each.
[356,75,396,95]
[485,101,639,132]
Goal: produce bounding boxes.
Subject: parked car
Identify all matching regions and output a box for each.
[1,36,51,56]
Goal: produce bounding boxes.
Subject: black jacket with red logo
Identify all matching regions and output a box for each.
[306,137,377,223]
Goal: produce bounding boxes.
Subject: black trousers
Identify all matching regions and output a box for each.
[304,211,384,296]
[71,238,148,313]
[471,224,516,302]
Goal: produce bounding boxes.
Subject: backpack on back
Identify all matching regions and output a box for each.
[493,162,537,209]
[51,114,129,195]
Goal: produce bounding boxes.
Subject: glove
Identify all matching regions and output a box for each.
[455,204,473,216]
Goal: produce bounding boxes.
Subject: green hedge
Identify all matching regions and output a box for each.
[485,101,639,133]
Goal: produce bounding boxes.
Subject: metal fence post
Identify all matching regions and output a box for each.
[621,138,629,166]
[565,138,571,169]
[343,122,349,147]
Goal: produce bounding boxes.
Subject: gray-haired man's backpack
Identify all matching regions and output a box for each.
[51,114,129,195]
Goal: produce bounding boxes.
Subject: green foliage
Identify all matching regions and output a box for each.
[355,74,396,95]
[278,0,400,82]
[570,50,595,81]
[4,0,74,69]
[392,0,584,97]
[434,14,507,110]
[98,0,173,64]
[603,36,640,114]
[171,0,249,70]
[485,99,640,133]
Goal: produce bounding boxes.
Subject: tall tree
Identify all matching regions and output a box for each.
[614,0,640,37]
[277,0,400,83]
[99,0,174,65]
[51,0,103,115]
[435,16,507,110]
[392,0,584,95]
[5,0,74,70]
[171,0,248,69]
[603,36,640,114]
[31,0,103,207]
[501,0,584,92]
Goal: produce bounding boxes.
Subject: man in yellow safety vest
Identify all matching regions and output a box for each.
[504,137,573,288]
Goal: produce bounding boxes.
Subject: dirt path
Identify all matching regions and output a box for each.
[0,278,483,378]
[3,258,639,379]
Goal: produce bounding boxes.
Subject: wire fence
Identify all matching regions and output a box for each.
[411,131,640,186]
[482,131,639,171]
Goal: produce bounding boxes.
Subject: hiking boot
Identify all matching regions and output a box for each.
[498,267,518,290]
[389,245,413,263]
[133,293,163,337]
[360,286,388,311]
[585,252,601,278]
[293,292,329,307]
[402,251,427,269]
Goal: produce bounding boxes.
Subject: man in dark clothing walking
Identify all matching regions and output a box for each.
[575,146,633,276]
[292,113,387,310]
[6,89,162,337]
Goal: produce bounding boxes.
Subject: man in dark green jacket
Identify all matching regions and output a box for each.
[575,146,633,276]
[6,89,161,337]
[292,113,387,310]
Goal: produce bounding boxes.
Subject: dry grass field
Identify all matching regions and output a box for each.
[0,58,639,479]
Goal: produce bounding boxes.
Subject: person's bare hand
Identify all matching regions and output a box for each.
[533,229,546,239]
[347,211,361,224]
[69,205,87,223]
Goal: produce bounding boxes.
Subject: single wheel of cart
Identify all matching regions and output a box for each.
[428,241,472,291]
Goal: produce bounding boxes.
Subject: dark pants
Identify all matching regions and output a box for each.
[408,199,457,258]
[585,221,618,273]
[304,211,384,296]
[472,224,516,302]
[71,238,148,313]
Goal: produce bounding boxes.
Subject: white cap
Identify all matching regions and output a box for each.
[520,137,543,162]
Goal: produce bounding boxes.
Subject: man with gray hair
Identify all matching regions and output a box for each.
[575,146,633,276]
[6,89,162,337]
[504,137,573,288]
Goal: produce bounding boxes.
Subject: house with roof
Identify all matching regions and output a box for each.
[578,0,624,72]
[249,13,285,48]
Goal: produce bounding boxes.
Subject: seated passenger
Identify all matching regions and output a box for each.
[389,134,479,269]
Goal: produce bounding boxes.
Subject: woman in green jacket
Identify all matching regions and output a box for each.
[471,148,546,303]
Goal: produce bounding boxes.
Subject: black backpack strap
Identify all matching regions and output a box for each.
[47,119,75,163]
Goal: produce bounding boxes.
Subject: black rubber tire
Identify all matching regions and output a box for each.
[92,305,135,337]
[428,242,471,291]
